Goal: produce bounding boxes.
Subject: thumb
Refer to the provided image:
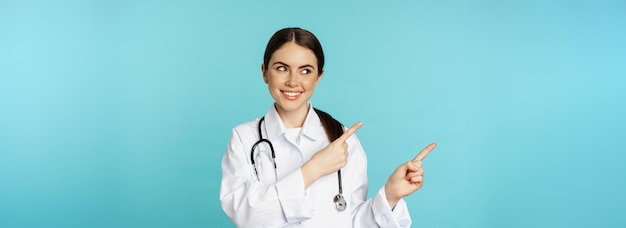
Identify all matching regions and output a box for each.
[393,161,411,176]
[406,160,421,172]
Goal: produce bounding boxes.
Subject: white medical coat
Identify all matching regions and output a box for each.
[220,104,412,227]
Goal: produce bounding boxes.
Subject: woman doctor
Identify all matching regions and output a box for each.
[220,27,436,227]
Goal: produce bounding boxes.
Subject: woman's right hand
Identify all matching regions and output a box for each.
[301,122,363,188]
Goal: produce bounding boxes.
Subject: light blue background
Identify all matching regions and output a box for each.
[1,0,625,227]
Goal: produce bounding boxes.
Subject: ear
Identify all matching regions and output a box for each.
[315,69,324,86]
[261,64,268,84]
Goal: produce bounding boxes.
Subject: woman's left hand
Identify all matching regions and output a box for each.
[384,143,437,208]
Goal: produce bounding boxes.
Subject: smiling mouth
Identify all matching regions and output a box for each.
[282,91,302,100]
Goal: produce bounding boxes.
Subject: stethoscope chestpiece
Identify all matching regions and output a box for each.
[333,194,347,211]
[255,116,348,212]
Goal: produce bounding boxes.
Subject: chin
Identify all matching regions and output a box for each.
[275,101,308,113]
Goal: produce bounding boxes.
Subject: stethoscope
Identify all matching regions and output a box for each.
[250,117,347,211]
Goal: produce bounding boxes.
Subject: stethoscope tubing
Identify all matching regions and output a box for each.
[250,116,346,211]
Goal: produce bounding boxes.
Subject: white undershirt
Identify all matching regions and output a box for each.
[285,127,302,145]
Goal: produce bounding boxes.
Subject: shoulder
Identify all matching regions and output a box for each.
[226,118,263,151]
[231,118,261,137]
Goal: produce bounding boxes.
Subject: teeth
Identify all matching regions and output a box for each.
[283,91,301,97]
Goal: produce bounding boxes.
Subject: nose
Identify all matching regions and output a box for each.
[286,71,298,87]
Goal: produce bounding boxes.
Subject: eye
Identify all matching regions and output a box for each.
[276,66,287,72]
[300,69,312,75]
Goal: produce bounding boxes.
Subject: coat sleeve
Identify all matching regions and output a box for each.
[220,128,314,227]
[348,136,413,228]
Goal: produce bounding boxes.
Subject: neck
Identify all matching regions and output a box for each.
[275,103,309,128]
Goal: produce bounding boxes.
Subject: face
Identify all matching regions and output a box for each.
[262,42,323,115]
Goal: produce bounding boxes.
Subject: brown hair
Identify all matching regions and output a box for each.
[263,28,342,142]
[314,108,344,142]
[263,27,325,75]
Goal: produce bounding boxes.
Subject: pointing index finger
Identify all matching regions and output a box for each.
[413,143,437,162]
[337,122,363,142]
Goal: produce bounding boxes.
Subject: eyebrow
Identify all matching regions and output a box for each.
[272,61,315,69]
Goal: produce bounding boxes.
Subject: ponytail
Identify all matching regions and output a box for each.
[314,108,344,142]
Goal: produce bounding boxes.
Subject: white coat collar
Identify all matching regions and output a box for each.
[263,102,326,142]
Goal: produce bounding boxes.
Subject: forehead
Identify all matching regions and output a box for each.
[269,42,317,67]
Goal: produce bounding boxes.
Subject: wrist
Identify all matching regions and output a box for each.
[384,184,400,209]
[301,161,320,189]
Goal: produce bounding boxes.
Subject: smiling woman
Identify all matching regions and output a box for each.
[1,1,625,227]
[262,42,322,128]
[219,27,436,227]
